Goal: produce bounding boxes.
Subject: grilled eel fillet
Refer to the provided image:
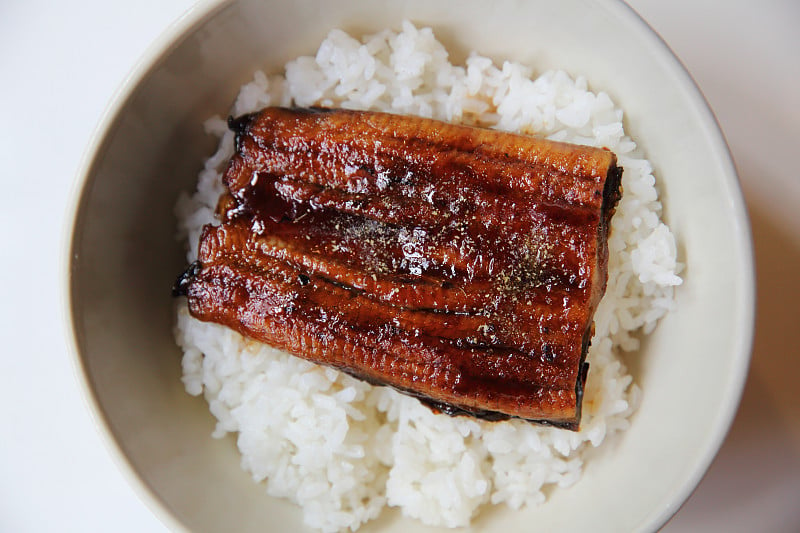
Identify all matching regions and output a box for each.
[174,107,622,430]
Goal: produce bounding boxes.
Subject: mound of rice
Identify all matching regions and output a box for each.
[174,22,682,533]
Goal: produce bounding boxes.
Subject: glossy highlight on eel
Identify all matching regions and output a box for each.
[174,107,622,430]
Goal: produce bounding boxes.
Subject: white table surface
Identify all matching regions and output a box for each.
[1,1,798,531]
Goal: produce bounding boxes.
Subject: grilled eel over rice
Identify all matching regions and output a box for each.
[174,107,622,429]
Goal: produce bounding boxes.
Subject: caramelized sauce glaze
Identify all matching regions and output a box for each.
[177,107,622,429]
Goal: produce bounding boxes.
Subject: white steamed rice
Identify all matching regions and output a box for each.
[174,21,682,533]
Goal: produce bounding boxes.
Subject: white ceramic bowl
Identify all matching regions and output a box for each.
[64,0,754,531]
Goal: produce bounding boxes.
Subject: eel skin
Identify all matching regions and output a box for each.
[174,107,622,430]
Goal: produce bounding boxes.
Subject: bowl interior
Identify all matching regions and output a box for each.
[67,0,753,531]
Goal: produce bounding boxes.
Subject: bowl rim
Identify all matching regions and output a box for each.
[61,0,755,531]
[61,1,230,531]
[603,2,755,529]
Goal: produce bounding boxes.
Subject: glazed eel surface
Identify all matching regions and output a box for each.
[175,107,622,429]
